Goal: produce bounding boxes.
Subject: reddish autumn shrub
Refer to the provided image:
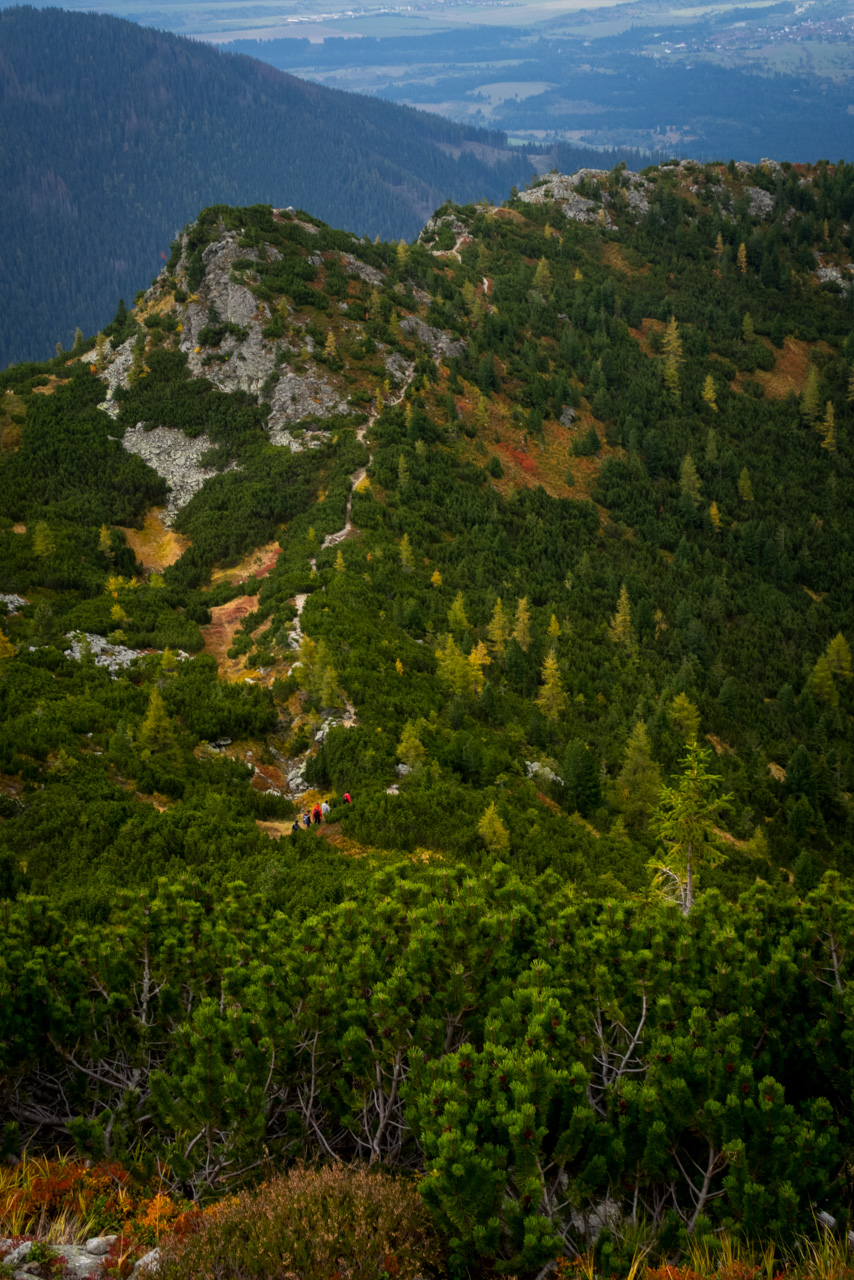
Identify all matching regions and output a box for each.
[157,1163,442,1280]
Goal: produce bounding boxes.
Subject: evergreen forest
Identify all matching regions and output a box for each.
[2,155,854,1275]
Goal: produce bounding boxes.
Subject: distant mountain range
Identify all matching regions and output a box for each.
[1,6,596,367]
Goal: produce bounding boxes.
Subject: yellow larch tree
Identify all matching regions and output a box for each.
[447,591,470,635]
[536,649,566,721]
[468,641,492,694]
[826,632,852,682]
[820,401,836,452]
[669,693,700,743]
[487,597,510,658]
[609,584,634,647]
[435,635,471,697]
[399,533,414,572]
[397,720,425,768]
[513,597,531,652]
[478,802,510,854]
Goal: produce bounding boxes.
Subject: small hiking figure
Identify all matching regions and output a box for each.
[302,810,312,828]
[313,804,322,825]
[321,800,330,819]
[344,792,352,804]
[291,819,300,836]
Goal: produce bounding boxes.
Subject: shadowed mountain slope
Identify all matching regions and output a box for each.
[0,5,544,367]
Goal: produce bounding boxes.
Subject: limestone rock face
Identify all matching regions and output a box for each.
[267,368,348,445]
[179,235,278,397]
[518,168,651,224]
[816,261,853,287]
[99,335,136,402]
[339,252,384,287]
[65,631,151,671]
[399,315,466,360]
[747,185,775,219]
[385,350,414,385]
[122,423,237,524]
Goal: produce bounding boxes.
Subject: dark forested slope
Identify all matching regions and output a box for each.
[0,5,541,367]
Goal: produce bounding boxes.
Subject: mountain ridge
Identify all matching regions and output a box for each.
[0,4,560,368]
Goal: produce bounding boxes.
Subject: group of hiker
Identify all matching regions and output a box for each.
[290,793,351,835]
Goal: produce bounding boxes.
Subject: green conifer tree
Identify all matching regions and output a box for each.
[562,739,602,817]
[139,687,180,765]
[649,738,730,914]
[802,366,821,424]
[613,722,661,830]
[679,454,702,506]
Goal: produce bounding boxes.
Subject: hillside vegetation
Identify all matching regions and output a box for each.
[2,156,854,1273]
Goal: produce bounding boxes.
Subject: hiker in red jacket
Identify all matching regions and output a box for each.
[343,792,352,804]
[313,804,322,825]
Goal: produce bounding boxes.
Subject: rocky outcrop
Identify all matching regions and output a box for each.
[267,368,348,443]
[526,759,563,786]
[1,1236,159,1280]
[131,1248,160,1276]
[385,350,414,385]
[399,315,466,360]
[339,253,384,287]
[178,235,278,397]
[122,424,237,524]
[746,186,775,219]
[64,632,189,672]
[816,261,853,287]
[420,212,469,243]
[96,335,136,409]
[3,1237,113,1278]
[0,592,28,613]
[66,632,144,670]
[518,169,627,224]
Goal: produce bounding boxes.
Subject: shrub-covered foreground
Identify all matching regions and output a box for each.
[156,1164,441,1280]
[3,864,854,1275]
[5,1157,854,1280]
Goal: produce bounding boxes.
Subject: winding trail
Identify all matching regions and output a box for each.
[320,375,413,552]
[292,369,415,626]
